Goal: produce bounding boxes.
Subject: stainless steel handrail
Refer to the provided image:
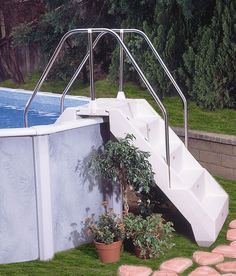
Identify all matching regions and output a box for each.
[113,29,188,148]
[60,30,122,112]
[88,30,95,100]
[24,28,171,188]
[60,32,106,112]
[24,29,88,127]
[119,29,124,92]
[59,28,188,148]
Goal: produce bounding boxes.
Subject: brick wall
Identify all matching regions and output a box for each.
[173,128,236,180]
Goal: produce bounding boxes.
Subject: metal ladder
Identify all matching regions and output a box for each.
[23,28,188,188]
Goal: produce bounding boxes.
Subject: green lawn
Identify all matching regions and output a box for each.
[0,177,235,276]
[1,75,236,136]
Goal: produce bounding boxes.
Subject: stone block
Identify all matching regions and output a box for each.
[193,251,224,265]
[189,148,200,160]
[199,151,221,165]
[230,241,236,248]
[227,229,236,241]
[212,245,236,258]
[216,261,236,273]
[152,270,178,276]
[211,143,233,155]
[188,266,220,276]
[222,155,236,169]
[229,220,236,229]
[203,163,234,180]
[189,139,212,151]
[160,257,193,274]
[118,265,152,276]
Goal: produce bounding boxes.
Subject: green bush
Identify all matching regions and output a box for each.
[182,0,236,109]
[87,209,125,244]
[124,213,175,259]
[91,134,156,215]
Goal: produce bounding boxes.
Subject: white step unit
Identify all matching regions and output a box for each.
[76,98,229,247]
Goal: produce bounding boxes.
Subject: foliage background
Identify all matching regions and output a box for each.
[1,0,236,110]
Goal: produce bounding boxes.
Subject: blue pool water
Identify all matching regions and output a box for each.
[0,89,89,128]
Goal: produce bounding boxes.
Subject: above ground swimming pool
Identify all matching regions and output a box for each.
[0,87,112,264]
[0,88,89,128]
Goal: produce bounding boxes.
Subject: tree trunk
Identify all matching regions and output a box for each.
[119,171,129,215]
[0,38,24,84]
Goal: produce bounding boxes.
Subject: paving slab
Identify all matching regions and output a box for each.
[193,251,224,265]
[152,270,178,276]
[188,266,220,276]
[221,274,236,276]
[227,229,236,241]
[216,261,236,273]
[229,220,236,229]
[212,245,236,258]
[160,257,192,274]
[231,241,236,248]
[118,265,152,276]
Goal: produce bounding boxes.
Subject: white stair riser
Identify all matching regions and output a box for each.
[75,98,229,246]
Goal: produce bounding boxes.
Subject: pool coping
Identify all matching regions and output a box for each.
[0,116,104,137]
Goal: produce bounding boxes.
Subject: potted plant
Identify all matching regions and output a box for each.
[86,203,125,263]
[123,213,175,259]
[91,134,156,215]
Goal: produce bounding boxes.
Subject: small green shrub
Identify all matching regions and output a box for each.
[91,134,156,214]
[124,213,175,259]
[86,208,125,245]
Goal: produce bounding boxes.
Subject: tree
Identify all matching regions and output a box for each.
[11,0,113,81]
[108,0,188,99]
[0,0,44,83]
[182,0,236,109]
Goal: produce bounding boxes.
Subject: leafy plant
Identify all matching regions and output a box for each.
[91,134,156,214]
[124,213,175,259]
[86,206,125,244]
[181,0,236,109]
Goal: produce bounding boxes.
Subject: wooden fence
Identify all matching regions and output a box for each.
[0,38,43,83]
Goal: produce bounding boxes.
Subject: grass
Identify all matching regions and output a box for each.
[1,75,236,136]
[0,76,235,273]
[0,177,235,275]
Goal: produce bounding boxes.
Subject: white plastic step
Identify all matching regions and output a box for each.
[127,99,158,119]
[66,97,228,246]
[179,168,205,186]
[129,116,159,140]
[202,195,228,222]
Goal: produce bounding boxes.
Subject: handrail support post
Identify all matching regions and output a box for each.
[88,29,95,101]
[184,102,188,148]
[119,30,124,92]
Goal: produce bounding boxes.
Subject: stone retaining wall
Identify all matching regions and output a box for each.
[173,128,236,180]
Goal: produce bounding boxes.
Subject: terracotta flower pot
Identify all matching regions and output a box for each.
[95,240,122,263]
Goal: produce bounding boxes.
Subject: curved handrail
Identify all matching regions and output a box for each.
[60,28,188,148]
[60,32,107,112]
[24,29,88,127]
[24,28,171,188]
[118,29,188,148]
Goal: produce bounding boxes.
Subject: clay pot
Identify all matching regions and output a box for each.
[95,240,122,263]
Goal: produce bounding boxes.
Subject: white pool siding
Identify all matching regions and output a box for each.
[0,118,119,264]
[0,136,39,263]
